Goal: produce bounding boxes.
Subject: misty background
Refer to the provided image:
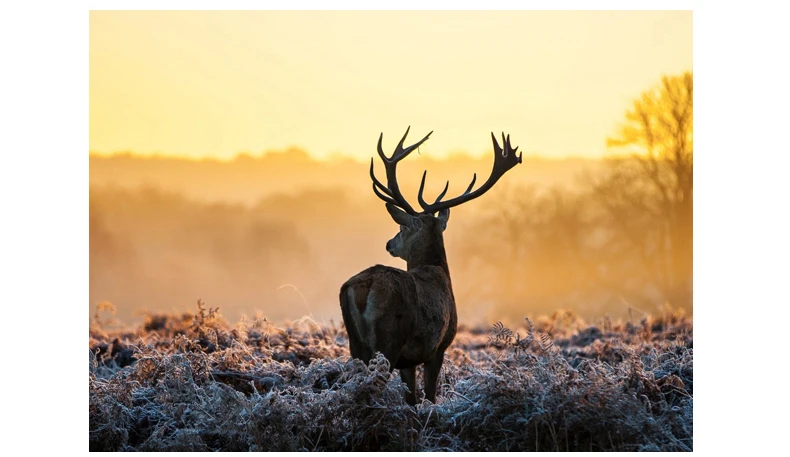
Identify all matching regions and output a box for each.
[90,73,692,326]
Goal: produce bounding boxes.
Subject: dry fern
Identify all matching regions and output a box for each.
[89,304,693,451]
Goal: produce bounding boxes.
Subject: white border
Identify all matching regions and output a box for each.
[5,2,790,455]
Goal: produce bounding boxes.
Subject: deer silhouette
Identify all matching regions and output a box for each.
[340,127,522,405]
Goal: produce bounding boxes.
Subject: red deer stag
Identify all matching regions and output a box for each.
[340,127,522,405]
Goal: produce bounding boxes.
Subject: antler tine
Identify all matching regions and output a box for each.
[418,132,522,214]
[417,171,450,213]
[370,127,433,215]
[507,133,519,156]
[395,128,433,161]
[370,158,394,198]
[394,126,412,159]
[376,132,388,162]
[502,131,522,164]
[435,179,450,203]
[491,132,503,156]
[372,181,398,206]
[463,173,477,194]
[377,127,433,163]
[499,132,519,158]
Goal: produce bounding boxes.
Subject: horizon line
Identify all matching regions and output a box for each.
[89,149,617,164]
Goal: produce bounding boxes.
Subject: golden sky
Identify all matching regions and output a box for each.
[90,10,691,160]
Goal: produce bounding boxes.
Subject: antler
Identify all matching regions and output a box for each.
[370,126,433,215]
[417,132,522,214]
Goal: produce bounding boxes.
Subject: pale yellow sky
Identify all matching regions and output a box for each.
[90,10,692,160]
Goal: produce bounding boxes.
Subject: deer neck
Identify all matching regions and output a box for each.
[406,235,450,277]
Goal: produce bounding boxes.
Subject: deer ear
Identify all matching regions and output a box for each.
[386,203,413,226]
[437,208,450,231]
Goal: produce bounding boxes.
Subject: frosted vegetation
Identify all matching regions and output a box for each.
[89,301,692,451]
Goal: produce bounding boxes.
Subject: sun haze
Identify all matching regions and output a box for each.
[90,10,691,160]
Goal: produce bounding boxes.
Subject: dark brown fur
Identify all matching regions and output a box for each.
[340,214,457,405]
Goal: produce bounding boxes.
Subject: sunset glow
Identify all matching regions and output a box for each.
[90,10,692,160]
[84,8,705,449]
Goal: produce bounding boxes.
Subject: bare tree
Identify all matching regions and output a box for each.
[591,72,693,309]
[453,73,694,319]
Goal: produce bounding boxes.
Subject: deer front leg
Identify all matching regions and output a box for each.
[424,352,445,404]
[399,366,418,406]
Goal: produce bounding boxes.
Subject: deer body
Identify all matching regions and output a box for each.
[341,212,457,404]
[340,127,521,405]
[341,264,456,369]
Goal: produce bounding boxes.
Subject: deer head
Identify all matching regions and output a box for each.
[383,203,449,262]
[370,126,522,267]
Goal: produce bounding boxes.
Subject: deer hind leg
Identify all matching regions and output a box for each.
[340,286,372,363]
[371,339,402,373]
[370,316,405,374]
[423,351,445,404]
[399,366,418,406]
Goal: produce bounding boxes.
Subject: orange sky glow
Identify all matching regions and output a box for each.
[90,10,692,161]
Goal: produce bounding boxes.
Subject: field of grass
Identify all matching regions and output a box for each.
[89,302,693,451]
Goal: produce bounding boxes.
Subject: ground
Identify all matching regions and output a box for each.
[89,302,693,451]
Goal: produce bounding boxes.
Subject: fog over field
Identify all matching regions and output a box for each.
[90,146,689,327]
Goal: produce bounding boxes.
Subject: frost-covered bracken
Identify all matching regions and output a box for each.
[89,302,692,451]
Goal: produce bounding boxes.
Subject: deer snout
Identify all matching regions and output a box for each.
[386,234,403,258]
